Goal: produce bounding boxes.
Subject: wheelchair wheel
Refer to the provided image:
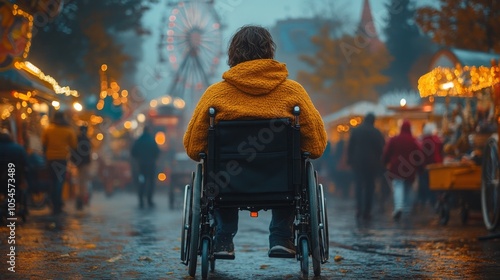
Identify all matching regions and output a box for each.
[180,184,192,264]
[201,239,209,279]
[318,183,329,263]
[306,162,321,277]
[188,164,202,277]
[481,138,500,231]
[300,238,309,278]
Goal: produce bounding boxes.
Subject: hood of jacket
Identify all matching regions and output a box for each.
[222,59,288,95]
[400,120,412,136]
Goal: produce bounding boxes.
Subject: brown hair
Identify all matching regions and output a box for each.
[227,25,276,67]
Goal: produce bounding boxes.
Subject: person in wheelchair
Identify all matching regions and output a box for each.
[184,25,327,257]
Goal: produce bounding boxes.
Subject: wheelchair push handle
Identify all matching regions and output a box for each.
[209,107,216,128]
[293,106,300,126]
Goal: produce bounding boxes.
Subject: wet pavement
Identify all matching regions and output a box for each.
[1,188,500,279]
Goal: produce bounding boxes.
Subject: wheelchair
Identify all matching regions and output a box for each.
[180,106,329,279]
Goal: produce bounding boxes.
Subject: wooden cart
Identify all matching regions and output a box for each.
[427,163,482,225]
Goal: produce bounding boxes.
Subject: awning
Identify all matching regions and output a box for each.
[323,101,389,125]
[418,48,500,98]
[0,68,59,102]
[0,68,55,93]
[418,66,499,98]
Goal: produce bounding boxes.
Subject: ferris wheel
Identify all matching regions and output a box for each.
[158,0,223,117]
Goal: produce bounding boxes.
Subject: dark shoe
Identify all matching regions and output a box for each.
[214,236,235,258]
[269,245,296,255]
[148,201,155,208]
[269,239,295,258]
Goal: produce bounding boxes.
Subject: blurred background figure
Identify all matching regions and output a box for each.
[0,129,28,219]
[332,132,353,199]
[347,112,385,221]
[131,125,160,209]
[383,120,423,221]
[416,122,443,211]
[316,140,332,191]
[71,125,92,210]
[42,111,77,215]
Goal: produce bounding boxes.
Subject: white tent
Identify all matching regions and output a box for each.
[322,101,390,125]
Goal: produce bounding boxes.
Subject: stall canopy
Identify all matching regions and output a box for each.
[0,68,56,95]
[418,48,500,98]
[323,101,389,125]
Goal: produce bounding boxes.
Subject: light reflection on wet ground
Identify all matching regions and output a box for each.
[1,190,500,279]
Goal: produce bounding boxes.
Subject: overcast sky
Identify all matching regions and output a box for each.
[137,0,437,94]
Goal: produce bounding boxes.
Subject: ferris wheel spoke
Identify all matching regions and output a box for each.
[161,0,222,114]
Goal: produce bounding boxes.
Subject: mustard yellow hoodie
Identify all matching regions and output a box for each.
[42,123,77,161]
[183,59,327,161]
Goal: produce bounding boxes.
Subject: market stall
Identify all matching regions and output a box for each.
[417,48,500,228]
[0,1,81,205]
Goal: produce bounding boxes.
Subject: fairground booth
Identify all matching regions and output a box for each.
[417,48,500,227]
[0,0,79,153]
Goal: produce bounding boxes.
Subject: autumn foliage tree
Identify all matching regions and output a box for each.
[416,0,500,53]
[298,25,391,113]
[28,0,158,96]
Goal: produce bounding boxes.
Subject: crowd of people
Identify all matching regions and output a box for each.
[321,106,488,223]
[1,110,162,217]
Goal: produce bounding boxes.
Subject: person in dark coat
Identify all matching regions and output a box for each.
[0,129,28,213]
[347,112,385,220]
[332,133,353,198]
[382,120,423,221]
[131,125,160,208]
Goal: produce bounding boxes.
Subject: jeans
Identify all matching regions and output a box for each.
[392,179,413,213]
[215,206,295,248]
[48,160,68,213]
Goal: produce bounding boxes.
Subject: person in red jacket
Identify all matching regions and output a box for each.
[382,120,423,221]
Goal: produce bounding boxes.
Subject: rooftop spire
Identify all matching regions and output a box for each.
[357,0,383,52]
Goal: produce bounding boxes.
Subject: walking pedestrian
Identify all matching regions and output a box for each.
[70,125,92,210]
[42,111,77,215]
[131,125,160,209]
[382,120,423,221]
[183,25,327,257]
[416,122,443,210]
[333,133,353,198]
[0,129,29,211]
[347,112,385,221]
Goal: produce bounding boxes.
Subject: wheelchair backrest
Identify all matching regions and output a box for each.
[205,117,300,198]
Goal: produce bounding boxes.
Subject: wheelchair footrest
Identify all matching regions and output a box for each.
[268,252,296,258]
[214,253,235,260]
